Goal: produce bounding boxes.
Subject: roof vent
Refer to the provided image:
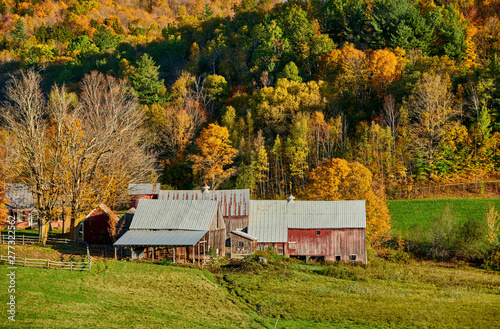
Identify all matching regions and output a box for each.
[287,194,295,203]
[202,184,210,194]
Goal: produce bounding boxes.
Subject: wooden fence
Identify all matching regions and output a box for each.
[0,255,91,271]
[0,234,86,245]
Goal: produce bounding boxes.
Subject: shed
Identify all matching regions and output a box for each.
[81,204,120,244]
[115,208,135,239]
[230,229,258,258]
[4,184,36,228]
[128,183,161,208]
[247,200,367,263]
[114,199,226,263]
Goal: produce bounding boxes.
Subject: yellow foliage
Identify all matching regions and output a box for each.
[305,158,391,249]
[486,205,499,245]
[190,124,238,189]
[369,49,400,96]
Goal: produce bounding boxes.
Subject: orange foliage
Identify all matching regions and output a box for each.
[369,49,400,96]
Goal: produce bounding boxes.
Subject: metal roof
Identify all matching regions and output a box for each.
[5,184,34,209]
[114,230,206,247]
[128,183,161,195]
[247,200,366,243]
[231,229,258,241]
[129,199,218,231]
[159,189,249,217]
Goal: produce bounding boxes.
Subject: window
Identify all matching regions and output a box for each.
[335,255,341,262]
[316,230,321,236]
[349,255,357,261]
[288,242,296,249]
[238,241,244,247]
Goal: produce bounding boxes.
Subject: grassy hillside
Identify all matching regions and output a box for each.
[1,245,500,328]
[387,198,500,234]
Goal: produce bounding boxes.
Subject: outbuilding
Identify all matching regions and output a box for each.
[114,199,226,264]
[80,204,120,244]
[247,199,367,263]
[128,183,161,208]
[230,229,258,258]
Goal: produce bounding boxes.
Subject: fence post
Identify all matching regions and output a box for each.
[24,257,26,267]
[47,259,50,269]
[22,235,24,245]
[71,262,73,271]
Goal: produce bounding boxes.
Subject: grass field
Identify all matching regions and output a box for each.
[387,198,500,234]
[1,245,499,328]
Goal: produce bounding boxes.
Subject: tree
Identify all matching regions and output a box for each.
[190,124,238,189]
[304,158,391,249]
[409,73,455,166]
[11,18,26,41]
[93,26,123,52]
[277,62,302,82]
[129,54,167,105]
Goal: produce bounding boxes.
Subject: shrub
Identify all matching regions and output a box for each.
[482,246,500,271]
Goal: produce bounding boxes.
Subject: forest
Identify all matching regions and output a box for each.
[1,0,500,245]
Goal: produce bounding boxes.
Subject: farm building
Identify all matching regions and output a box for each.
[247,199,367,263]
[115,207,135,239]
[79,204,120,244]
[4,184,37,228]
[159,186,250,238]
[128,183,161,208]
[230,229,258,258]
[113,199,226,263]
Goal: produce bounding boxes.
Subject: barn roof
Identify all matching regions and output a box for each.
[159,189,249,218]
[5,184,34,209]
[247,200,366,243]
[114,230,206,247]
[231,229,258,241]
[84,203,120,222]
[128,183,161,195]
[129,199,219,231]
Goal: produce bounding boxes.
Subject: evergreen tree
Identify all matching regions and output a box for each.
[11,18,26,41]
[130,54,167,105]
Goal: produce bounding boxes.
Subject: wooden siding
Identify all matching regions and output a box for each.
[287,228,367,263]
[230,232,257,257]
[224,216,249,238]
[83,212,114,243]
[207,205,226,257]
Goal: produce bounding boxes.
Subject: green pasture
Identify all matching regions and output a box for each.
[387,198,500,234]
[0,244,499,328]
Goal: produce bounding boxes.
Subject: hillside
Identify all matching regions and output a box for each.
[1,244,499,328]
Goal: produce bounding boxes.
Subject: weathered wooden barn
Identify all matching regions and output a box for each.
[128,183,161,208]
[247,199,367,263]
[159,186,250,238]
[81,204,120,244]
[113,199,226,263]
[230,229,258,258]
[115,207,135,239]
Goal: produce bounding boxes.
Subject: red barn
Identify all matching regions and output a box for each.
[128,183,161,208]
[81,204,119,244]
[247,199,367,263]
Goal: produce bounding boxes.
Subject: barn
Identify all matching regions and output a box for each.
[128,183,161,208]
[159,186,250,238]
[80,204,120,244]
[113,199,226,264]
[247,199,367,263]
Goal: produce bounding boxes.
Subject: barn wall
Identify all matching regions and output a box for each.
[224,216,249,238]
[130,194,158,208]
[287,228,366,263]
[84,212,114,243]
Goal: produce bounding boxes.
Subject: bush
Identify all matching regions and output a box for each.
[482,246,500,271]
[160,258,173,266]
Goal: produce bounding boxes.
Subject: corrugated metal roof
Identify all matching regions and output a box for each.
[159,189,249,217]
[247,200,366,243]
[231,229,258,241]
[129,199,218,231]
[5,184,34,209]
[114,230,206,246]
[128,183,161,195]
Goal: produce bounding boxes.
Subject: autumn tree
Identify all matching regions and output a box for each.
[190,124,238,189]
[304,158,391,249]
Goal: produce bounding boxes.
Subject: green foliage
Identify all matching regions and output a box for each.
[482,246,500,271]
[11,18,26,41]
[68,36,99,55]
[93,26,123,52]
[129,53,167,105]
[277,62,302,82]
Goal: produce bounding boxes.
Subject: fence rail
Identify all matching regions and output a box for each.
[0,255,91,271]
[387,180,500,199]
[0,234,86,245]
